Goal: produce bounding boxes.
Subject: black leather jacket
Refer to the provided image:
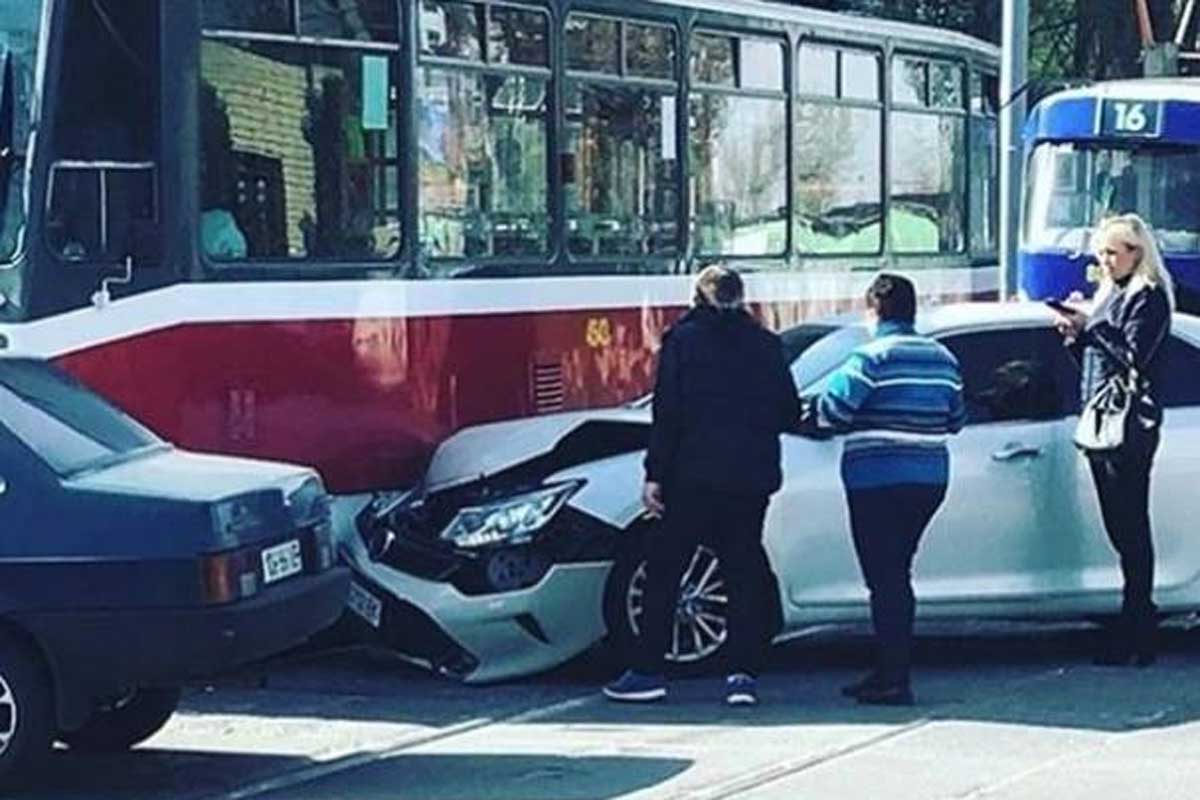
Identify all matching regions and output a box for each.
[1069,278,1171,407]
[644,306,800,496]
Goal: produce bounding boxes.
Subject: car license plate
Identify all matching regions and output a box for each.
[261,539,303,584]
[347,581,382,628]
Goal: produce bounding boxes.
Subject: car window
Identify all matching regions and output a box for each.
[780,323,839,364]
[1155,336,1200,408]
[939,328,1072,424]
[0,359,163,475]
[791,323,871,391]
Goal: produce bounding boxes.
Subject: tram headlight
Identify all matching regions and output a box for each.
[439,481,584,549]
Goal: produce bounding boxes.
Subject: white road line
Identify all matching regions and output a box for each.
[209,693,599,800]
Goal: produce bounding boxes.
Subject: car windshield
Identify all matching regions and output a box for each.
[789,322,870,393]
[626,320,861,408]
[0,358,165,475]
[1024,142,1200,254]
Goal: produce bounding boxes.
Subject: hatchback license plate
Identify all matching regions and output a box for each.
[262,540,303,584]
[347,582,382,628]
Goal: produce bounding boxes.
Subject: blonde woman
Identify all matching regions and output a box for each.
[1051,214,1174,666]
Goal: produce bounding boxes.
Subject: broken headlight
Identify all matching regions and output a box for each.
[439,481,584,549]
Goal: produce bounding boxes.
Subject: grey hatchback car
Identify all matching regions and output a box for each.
[0,357,349,782]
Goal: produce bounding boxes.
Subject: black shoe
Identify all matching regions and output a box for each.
[855,683,915,706]
[840,671,883,699]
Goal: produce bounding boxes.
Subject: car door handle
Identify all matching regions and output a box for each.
[991,443,1043,462]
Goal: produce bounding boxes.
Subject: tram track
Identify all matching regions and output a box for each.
[205,692,599,800]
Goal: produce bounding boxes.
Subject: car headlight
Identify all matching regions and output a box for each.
[440,481,584,549]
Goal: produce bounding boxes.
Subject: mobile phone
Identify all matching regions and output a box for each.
[1044,298,1075,314]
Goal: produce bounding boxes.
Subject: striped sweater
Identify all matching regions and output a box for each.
[816,320,966,489]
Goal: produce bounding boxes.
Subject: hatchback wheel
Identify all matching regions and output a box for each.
[604,536,730,669]
[60,687,181,752]
[0,632,54,785]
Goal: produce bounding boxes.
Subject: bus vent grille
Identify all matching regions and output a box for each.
[531,362,565,414]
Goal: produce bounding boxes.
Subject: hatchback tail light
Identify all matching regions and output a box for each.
[199,546,261,605]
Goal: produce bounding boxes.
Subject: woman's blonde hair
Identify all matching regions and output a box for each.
[693,264,745,310]
[1094,214,1176,311]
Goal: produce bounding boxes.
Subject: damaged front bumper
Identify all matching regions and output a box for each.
[336,496,618,683]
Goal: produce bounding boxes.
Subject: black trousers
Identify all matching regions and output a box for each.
[845,482,948,686]
[635,488,774,677]
[1088,429,1160,624]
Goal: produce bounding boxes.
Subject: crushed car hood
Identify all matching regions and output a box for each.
[427,407,651,491]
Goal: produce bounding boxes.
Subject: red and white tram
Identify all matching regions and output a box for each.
[0,0,999,493]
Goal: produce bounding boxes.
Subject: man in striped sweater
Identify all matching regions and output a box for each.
[814,273,965,706]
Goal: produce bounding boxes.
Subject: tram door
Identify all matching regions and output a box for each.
[39,0,164,311]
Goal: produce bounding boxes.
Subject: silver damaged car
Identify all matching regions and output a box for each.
[338,303,1200,683]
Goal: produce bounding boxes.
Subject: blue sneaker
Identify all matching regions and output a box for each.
[603,669,667,702]
[725,673,758,706]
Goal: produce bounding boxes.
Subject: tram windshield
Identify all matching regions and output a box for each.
[1024,142,1200,254]
[0,0,42,262]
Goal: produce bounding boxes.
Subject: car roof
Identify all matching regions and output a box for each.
[790,301,1200,342]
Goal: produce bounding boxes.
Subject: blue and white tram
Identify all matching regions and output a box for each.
[1021,78,1200,310]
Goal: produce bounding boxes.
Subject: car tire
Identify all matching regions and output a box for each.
[60,687,181,753]
[602,528,734,674]
[0,632,54,785]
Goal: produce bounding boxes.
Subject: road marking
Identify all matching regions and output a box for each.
[209,693,599,800]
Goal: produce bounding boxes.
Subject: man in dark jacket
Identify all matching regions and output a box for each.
[603,265,800,706]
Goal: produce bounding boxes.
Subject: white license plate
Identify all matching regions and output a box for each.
[261,539,303,584]
[347,581,382,628]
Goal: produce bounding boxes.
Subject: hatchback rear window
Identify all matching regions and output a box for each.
[0,359,163,475]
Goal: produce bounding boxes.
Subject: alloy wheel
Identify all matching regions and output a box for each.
[626,545,729,663]
[0,670,16,758]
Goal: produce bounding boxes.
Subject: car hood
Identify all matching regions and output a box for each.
[427,406,651,491]
[65,448,316,503]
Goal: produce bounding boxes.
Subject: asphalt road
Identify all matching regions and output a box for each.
[12,619,1200,800]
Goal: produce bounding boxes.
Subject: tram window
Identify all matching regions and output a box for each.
[489,5,549,67]
[51,0,160,264]
[969,117,999,254]
[970,71,999,254]
[841,51,880,102]
[418,70,548,257]
[299,0,400,43]
[564,84,679,257]
[970,71,999,115]
[930,62,964,110]
[626,22,676,80]
[690,32,787,257]
[796,43,883,256]
[891,112,966,254]
[690,95,787,256]
[565,15,619,74]
[200,39,401,261]
[798,45,837,97]
[796,106,882,255]
[740,40,784,92]
[420,0,485,61]
[202,0,292,34]
[892,57,926,106]
[690,34,735,87]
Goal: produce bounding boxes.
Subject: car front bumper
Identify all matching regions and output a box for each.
[341,532,612,684]
[19,567,350,730]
